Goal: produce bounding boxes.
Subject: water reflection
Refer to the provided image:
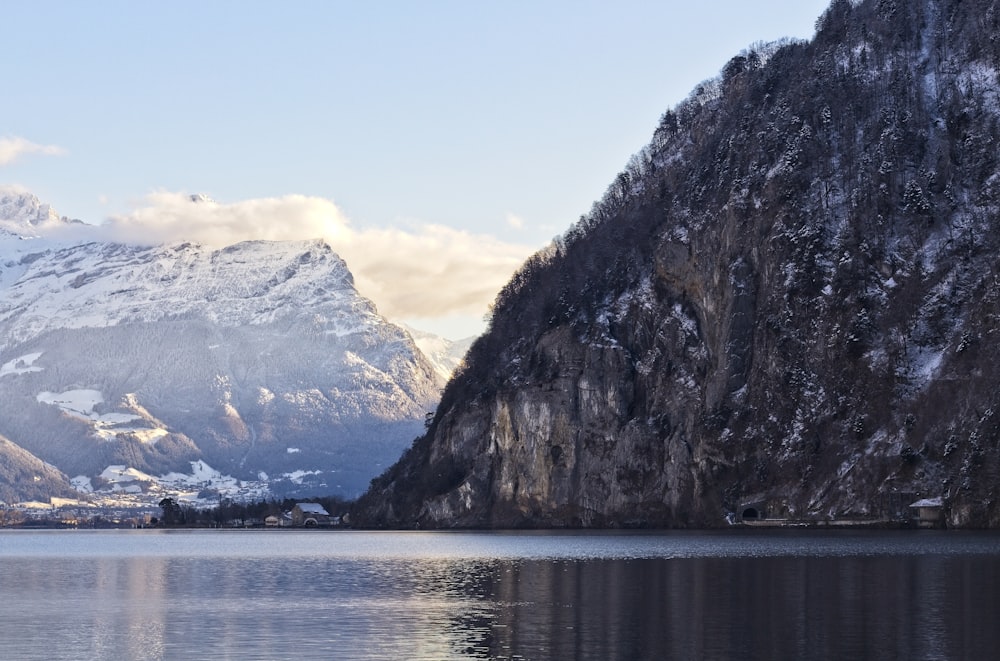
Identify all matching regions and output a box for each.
[0,532,998,660]
[472,555,1000,660]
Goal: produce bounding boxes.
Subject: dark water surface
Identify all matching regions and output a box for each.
[0,529,998,660]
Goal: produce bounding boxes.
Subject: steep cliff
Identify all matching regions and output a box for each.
[358,0,1000,528]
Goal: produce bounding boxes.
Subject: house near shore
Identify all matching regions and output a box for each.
[909,497,945,528]
[291,502,331,527]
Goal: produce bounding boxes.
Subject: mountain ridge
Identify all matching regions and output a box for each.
[0,189,447,504]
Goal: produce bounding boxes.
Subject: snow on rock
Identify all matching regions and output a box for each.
[0,238,374,343]
[0,187,63,233]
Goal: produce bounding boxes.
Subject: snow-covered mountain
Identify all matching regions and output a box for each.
[0,189,444,505]
[402,324,474,381]
[0,186,62,231]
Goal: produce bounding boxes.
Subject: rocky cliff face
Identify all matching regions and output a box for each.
[357,0,1000,528]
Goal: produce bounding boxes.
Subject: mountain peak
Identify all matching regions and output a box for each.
[0,187,61,228]
[0,187,79,240]
[402,324,475,380]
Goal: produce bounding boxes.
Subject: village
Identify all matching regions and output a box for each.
[0,498,350,529]
[2,488,950,529]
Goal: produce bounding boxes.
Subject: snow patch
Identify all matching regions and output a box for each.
[157,460,269,503]
[18,501,55,510]
[97,427,169,444]
[672,303,698,337]
[160,459,227,486]
[82,460,270,506]
[36,388,166,444]
[37,389,104,416]
[284,469,321,485]
[0,351,44,377]
[908,347,944,386]
[257,387,275,406]
[51,497,91,508]
[323,321,365,337]
[100,465,156,484]
[71,475,94,493]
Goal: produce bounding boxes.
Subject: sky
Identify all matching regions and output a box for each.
[2,0,832,339]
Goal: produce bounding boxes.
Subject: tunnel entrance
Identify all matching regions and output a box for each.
[741,507,761,520]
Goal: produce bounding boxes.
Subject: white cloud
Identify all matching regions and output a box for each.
[105,192,352,247]
[505,212,525,230]
[100,191,538,322]
[0,136,66,166]
[346,223,533,319]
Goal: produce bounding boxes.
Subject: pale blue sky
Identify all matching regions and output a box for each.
[4,0,831,337]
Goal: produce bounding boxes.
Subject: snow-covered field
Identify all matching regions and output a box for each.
[0,352,44,377]
[36,388,167,443]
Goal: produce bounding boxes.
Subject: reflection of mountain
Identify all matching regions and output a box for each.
[120,556,168,658]
[480,554,993,659]
[0,189,443,501]
[1,532,996,658]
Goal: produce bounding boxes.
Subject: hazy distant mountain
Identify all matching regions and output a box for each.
[0,189,444,503]
[358,0,1000,528]
[403,324,475,381]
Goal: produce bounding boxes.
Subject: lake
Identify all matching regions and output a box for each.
[0,529,998,660]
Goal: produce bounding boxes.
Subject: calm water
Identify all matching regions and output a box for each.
[1,530,998,660]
